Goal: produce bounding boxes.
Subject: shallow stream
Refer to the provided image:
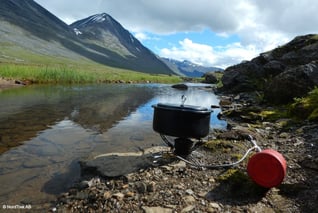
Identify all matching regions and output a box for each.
[0,83,226,207]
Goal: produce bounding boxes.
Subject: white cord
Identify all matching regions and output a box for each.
[175,135,262,169]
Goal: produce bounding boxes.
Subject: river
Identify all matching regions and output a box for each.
[0,83,226,209]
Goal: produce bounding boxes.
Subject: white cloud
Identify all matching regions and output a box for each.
[160,38,217,66]
[35,0,318,67]
[133,32,149,42]
[160,38,260,68]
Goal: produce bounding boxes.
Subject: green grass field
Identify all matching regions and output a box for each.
[0,63,182,84]
[0,42,182,84]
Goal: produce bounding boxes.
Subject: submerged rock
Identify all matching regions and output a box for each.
[172,84,188,90]
[80,146,172,178]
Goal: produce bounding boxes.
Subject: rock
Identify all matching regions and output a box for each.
[134,181,147,193]
[264,62,318,104]
[202,72,218,84]
[125,191,135,198]
[142,206,173,213]
[112,192,125,201]
[220,34,318,103]
[80,153,163,177]
[103,191,112,199]
[170,161,187,169]
[263,60,286,76]
[76,181,89,190]
[181,205,195,213]
[147,181,156,192]
[209,202,222,211]
[221,61,263,93]
[211,105,220,109]
[172,84,188,90]
[183,195,196,204]
[75,191,89,200]
[185,189,194,195]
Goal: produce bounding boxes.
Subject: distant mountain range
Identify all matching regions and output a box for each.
[0,0,220,76]
[160,58,223,77]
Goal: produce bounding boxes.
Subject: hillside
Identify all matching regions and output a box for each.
[0,0,173,75]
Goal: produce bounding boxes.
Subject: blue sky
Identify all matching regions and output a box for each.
[35,0,318,68]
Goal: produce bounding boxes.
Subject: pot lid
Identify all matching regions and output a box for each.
[153,103,210,112]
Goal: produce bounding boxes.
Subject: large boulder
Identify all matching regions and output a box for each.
[263,60,286,77]
[264,62,318,104]
[202,72,218,84]
[221,60,264,93]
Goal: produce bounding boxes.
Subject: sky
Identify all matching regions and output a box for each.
[35,0,318,69]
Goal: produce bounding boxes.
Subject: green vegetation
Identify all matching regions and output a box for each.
[312,34,318,40]
[0,42,181,84]
[216,169,267,198]
[0,63,182,84]
[247,87,318,123]
[290,87,318,121]
[214,71,224,88]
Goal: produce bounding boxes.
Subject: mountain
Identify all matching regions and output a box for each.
[160,57,223,77]
[0,0,173,75]
[70,13,172,74]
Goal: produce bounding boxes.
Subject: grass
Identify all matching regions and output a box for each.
[245,87,318,124]
[0,63,182,84]
[289,87,318,121]
[0,41,182,84]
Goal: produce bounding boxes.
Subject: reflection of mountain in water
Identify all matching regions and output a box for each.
[0,85,154,154]
[71,86,153,132]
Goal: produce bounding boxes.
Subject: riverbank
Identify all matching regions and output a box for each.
[50,93,317,212]
[0,78,24,90]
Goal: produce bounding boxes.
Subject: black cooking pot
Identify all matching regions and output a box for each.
[152,103,212,139]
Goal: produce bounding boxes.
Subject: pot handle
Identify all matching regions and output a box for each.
[181,95,187,106]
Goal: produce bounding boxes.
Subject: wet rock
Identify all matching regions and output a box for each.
[80,154,157,177]
[22,157,50,168]
[172,84,188,90]
[76,181,89,190]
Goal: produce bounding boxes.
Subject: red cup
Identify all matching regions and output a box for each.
[247,149,287,188]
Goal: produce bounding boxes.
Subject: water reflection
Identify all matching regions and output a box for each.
[0,84,153,153]
[0,83,226,209]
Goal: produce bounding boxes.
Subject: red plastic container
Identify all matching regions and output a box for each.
[247,149,287,188]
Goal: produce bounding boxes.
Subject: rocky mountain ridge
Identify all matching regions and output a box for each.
[220,34,318,104]
[160,57,223,77]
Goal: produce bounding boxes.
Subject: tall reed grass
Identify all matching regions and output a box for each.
[0,64,181,84]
